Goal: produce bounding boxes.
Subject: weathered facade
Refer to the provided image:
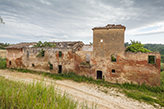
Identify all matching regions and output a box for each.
[6,24,161,86]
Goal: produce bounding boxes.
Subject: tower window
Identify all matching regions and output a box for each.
[100,39,103,43]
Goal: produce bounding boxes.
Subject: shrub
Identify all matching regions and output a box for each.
[126,40,151,53]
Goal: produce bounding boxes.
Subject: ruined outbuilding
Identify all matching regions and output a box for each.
[6,24,161,86]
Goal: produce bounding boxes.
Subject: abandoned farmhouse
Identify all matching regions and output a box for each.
[6,24,161,86]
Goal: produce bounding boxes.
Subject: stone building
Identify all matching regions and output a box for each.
[6,24,161,86]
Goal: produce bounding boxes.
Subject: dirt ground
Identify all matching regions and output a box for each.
[0,49,6,58]
[0,69,161,109]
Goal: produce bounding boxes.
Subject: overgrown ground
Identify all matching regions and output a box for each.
[0,77,79,109]
[0,57,164,108]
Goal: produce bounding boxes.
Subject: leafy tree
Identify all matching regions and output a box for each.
[0,43,10,49]
[125,40,151,53]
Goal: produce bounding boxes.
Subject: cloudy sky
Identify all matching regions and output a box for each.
[0,0,164,44]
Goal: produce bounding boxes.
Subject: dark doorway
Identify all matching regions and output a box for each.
[58,65,62,73]
[97,70,102,79]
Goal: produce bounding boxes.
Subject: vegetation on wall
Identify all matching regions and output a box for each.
[125,40,151,53]
[48,62,53,70]
[36,48,45,57]
[80,62,90,65]
[33,41,56,47]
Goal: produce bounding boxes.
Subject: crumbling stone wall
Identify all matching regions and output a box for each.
[6,48,24,68]
[22,47,75,73]
[86,52,160,86]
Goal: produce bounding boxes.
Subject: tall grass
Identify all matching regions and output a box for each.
[0,57,6,69]
[0,77,78,109]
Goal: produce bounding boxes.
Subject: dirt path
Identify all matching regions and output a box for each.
[0,69,158,109]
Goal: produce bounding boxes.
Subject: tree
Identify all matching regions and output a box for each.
[0,16,5,24]
[125,40,151,53]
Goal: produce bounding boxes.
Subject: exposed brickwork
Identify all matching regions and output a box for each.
[5,24,161,86]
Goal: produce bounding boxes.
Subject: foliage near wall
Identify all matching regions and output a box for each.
[0,43,10,49]
[125,41,164,63]
[125,40,151,53]
[33,41,56,47]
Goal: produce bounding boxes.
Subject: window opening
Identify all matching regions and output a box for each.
[50,64,53,70]
[148,55,155,64]
[32,64,35,67]
[9,61,11,65]
[59,51,62,57]
[27,51,29,58]
[100,39,103,43]
[97,70,102,79]
[86,53,90,64]
[111,54,117,62]
[112,69,115,73]
[58,65,62,73]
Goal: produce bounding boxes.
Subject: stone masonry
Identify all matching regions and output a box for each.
[5,24,161,86]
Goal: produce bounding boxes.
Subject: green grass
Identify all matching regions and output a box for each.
[0,57,6,69]
[0,77,78,109]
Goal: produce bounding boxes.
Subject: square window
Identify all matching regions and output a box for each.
[112,69,115,73]
[148,55,155,64]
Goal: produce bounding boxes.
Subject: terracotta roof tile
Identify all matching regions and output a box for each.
[92,24,126,30]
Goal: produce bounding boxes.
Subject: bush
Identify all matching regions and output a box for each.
[126,40,151,53]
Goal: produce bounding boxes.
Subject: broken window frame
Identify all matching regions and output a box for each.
[59,51,62,57]
[148,55,156,64]
[111,54,117,62]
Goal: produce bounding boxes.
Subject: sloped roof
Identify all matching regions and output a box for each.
[5,42,37,49]
[5,41,84,49]
[92,24,126,30]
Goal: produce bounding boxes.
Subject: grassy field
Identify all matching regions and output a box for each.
[0,57,164,107]
[0,77,78,109]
